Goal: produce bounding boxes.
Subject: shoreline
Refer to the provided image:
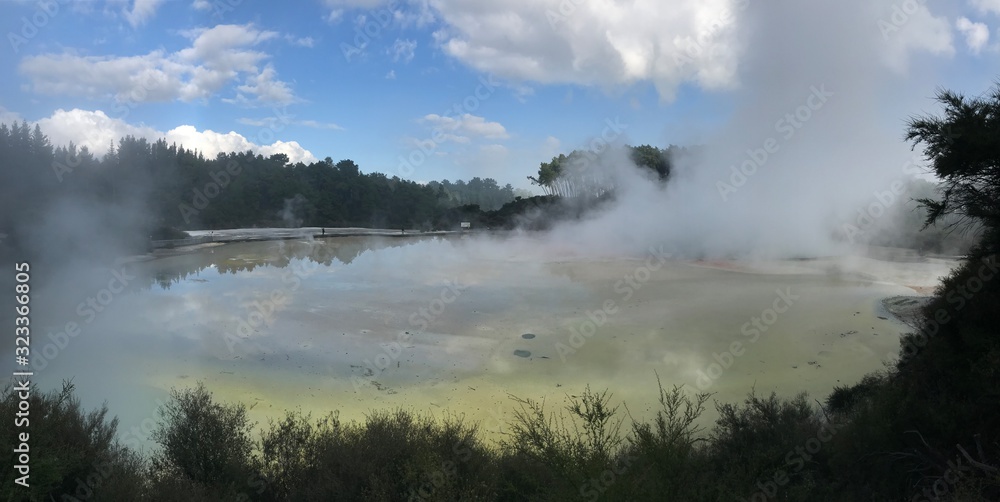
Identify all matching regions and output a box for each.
[137,227,469,261]
[881,295,932,331]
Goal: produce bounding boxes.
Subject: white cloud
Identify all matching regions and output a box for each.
[235,117,272,127]
[285,35,316,47]
[542,135,560,156]
[971,0,1000,15]
[389,38,417,63]
[421,0,958,101]
[0,106,24,125]
[229,65,297,105]
[237,117,344,130]
[296,120,345,130]
[192,0,211,10]
[428,0,745,102]
[385,69,396,79]
[421,113,509,140]
[34,108,318,164]
[124,0,164,28]
[325,9,344,23]
[956,17,991,53]
[874,2,955,73]
[19,24,295,106]
[480,144,508,156]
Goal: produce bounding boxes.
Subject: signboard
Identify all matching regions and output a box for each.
[460,222,471,229]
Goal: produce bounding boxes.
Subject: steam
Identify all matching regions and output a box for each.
[280,194,309,228]
[542,0,948,260]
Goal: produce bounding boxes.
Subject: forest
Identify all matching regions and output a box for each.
[0,121,688,260]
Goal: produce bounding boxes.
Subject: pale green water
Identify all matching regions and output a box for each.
[27,235,955,446]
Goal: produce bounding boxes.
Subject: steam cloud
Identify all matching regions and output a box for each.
[542,0,951,260]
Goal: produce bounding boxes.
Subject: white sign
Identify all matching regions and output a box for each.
[460,222,471,229]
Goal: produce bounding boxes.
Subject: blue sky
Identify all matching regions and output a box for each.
[0,0,997,191]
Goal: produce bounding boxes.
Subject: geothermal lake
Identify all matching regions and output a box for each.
[30,234,956,445]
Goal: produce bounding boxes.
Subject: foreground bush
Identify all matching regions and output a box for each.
[0,380,145,501]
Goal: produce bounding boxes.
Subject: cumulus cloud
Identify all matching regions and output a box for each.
[285,35,316,47]
[19,24,295,106]
[330,0,954,102]
[0,106,24,125]
[971,0,1000,15]
[389,38,417,63]
[229,65,297,105]
[427,0,745,102]
[34,108,318,164]
[480,143,508,155]
[880,4,955,66]
[543,135,560,153]
[421,113,509,140]
[238,116,344,131]
[123,0,164,28]
[956,17,991,53]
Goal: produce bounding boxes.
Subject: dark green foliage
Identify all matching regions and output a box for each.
[0,380,146,501]
[150,383,257,496]
[825,373,886,414]
[906,84,1000,251]
[258,409,497,501]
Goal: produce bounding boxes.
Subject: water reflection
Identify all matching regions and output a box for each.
[22,233,945,449]
[141,235,445,291]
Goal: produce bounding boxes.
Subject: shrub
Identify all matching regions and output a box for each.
[0,380,146,501]
[150,383,257,495]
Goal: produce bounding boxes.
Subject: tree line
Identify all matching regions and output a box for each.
[0,123,532,255]
[527,144,698,197]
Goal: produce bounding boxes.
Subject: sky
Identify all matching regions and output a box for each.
[0,0,997,192]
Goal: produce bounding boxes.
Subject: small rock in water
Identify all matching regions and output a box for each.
[522,333,536,339]
[513,350,531,358]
